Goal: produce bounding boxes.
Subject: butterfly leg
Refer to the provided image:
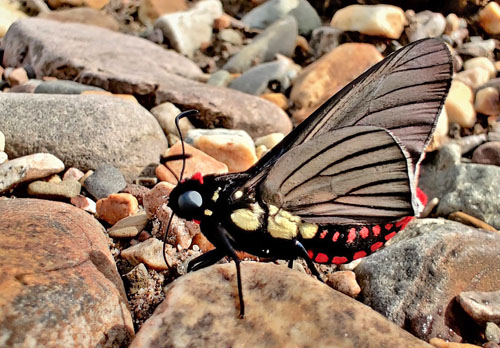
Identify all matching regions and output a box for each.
[288,259,294,269]
[187,248,225,272]
[293,240,324,282]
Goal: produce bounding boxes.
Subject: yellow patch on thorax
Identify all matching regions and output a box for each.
[230,203,264,231]
[212,187,221,202]
[267,205,318,240]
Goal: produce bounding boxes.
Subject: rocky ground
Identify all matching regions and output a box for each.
[2,0,500,347]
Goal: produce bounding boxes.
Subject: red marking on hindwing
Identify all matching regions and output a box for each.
[372,225,381,236]
[320,230,328,239]
[370,241,384,252]
[416,187,428,206]
[360,227,369,239]
[347,228,356,243]
[191,171,204,184]
[315,253,329,263]
[332,256,348,264]
[385,223,393,230]
[353,251,367,260]
[307,250,314,259]
[193,219,200,224]
[396,216,413,230]
[332,231,340,242]
[385,231,397,241]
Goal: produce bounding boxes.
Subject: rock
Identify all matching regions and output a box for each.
[223,16,298,73]
[464,57,496,79]
[70,195,97,213]
[154,0,222,58]
[62,167,85,181]
[109,211,148,238]
[0,94,168,181]
[428,108,449,151]
[453,134,487,155]
[429,338,483,348]
[143,181,175,218]
[255,132,285,150]
[445,13,460,35]
[0,153,65,193]
[83,165,127,200]
[456,38,498,59]
[7,78,41,93]
[356,218,500,342]
[326,270,361,298]
[6,67,28,87]
[138,0,187,26]
[291,43,383,123]
[331,4,406,39]
[0,130,4,152]
[150,102,194,137]
[445,80,476,128]
[458,290,500,324]
[309,26,343,59]
[27,179,81,199]
[155,142,228,184]
[479,2,500,35]
[0,198,133,347]
[472,142,500,166]
[186,128,257,172]
[129,262,432,348]
[405,10,446,42]
[96,193,139,225]
[218,28,243,45]
[47,0,109,10]
[124,263,152,295]
[206,69,231,87]
[0,152,7,165]
[486,322,500,343]
[260,93,288,110]
[448,211,498,232]
[455,67,491,90]
[34,79,105,94]
[38,7,120,31]
[0,0,27,37]
[475,87,500,115]
[122,183,151,205]
[191,232,215,252]
[156,205,199,249]
[241,0,321,35]
[229,55,300,95]
[121,238,170,270]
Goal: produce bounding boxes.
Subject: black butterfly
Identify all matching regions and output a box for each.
[163,38,452,318]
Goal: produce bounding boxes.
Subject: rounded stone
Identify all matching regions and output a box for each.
[472,142,500,166]
[83,165,127,200]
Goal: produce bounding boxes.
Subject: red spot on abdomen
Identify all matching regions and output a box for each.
[192,171,204,184]
[315,253,329,263]
[307,250,314,259]
[347,228,356,243]
[385,231,397,241]
[331,256,348,264]
[370,241,384,252]
[332,231,340,242]
[359,227,369,239]
[396,216,413,230]
[385,223,393,230]
[193,219,200,224]
[320,230,328,239]
[372,225,381,236]
[353,251,367,260]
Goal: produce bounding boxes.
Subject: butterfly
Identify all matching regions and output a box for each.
[163,38,452,318]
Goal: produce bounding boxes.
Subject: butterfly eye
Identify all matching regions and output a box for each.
[178,190,203,215]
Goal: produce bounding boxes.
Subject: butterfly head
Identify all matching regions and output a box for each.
[168,172,208,222]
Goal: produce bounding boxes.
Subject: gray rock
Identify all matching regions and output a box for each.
[355,218,500,342]
[154,0,223,58]
[206,69,231,87]
[310,26,343,58]
[8,79,42,93]
[218,29,243,45]
[472,141,500,166]
[456,37,498,59]
[458,290,500,324]
[229,56,300,95]
[420,144,500,229]
[35,80,105,94]
[223,16,298,73]
[405,10,446,42]
[0,94,168,181]
[486,322,500,343]
[84,165,127,200]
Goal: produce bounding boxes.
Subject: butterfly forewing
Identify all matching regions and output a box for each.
[260,126,416,225]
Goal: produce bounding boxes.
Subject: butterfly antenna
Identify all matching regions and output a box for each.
[163,212,174,268]
[175,109,199,182]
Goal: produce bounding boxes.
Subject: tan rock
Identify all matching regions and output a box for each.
[291,43,383,123]
[6,67,28,87]
[138,0,187,26]
[331,4,406,39]
[149,102,194,137]
[455,67,491,90]
[479,2,500,35]
[79,170,94,185]
[0,0,27,37]
[143,181,175,218]
[63,167,85,181]
[255,144,268,159]
[260,92,288,110]
[213,14,231,30]
[121,237,170,270]
[96,193,139,225]
[109,211,148,238]
[445,13,460,35]
[129,262,433,348]
[327,270,361,298]
[47,0,109,9]
[427,108,449,151]
[475,87,500,115]
[445,80,476,128]
[27,179,81,199]
[430,337,482,348]
[155,142,228,184]
[156,205,199,250]
[255,132,285,150]
[38,7,120,31]
[464,57,496,79]
[70,195,97,213]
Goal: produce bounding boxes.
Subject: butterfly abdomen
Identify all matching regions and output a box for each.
[303,216,414,265]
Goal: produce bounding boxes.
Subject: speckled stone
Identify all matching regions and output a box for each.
[83,165,127,200]
[121,238,171,270]
[458,290,500,324]
[27,179,81,200]
[130,262,432,348]
[108,211,148,238]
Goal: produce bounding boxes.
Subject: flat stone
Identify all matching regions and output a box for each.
[331,4,406,39]
[356,218,500,342]
[38,7,120,31]
[143,181,175,218]
[155,142,228,184]
[472,142,500,166]
[186,128,257,172]
[155,0,223,58]
[34,79,105,94]
[27,179,81,199]
[121,238,170,270]
[0,153,64,193]
[458,290,500,324]
[130,262,432,348]
[70,195,97,214]
[96,193,139,225]
[149,102,194,137]
[156,205,199,249]
[0,93,168,181]
[223,16,298,74]
[0,198,133,347]
[479,2,500,35]
[445,80,476,128]
[108,211,148,238]
[405,10,446,42]
[83,165,127,200]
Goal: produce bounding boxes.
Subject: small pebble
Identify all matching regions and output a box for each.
[137,230,152,242]
[108,211,148,238]
[6,67,29,87]
[70,195,97,214]
[420,197,439,218]
[122,183,151,206]
[0,152,7,165]
[429,337,482,348]
[27,180,81,199]
[191,232,215,252]
[405,10,446,42]
[156,206,199,250]
[453,134,487,154]
[83,165,127,200]
[133,177,157,188]
[62,167,85,182]
[149,102,194,137]
[486,322,500,344]
[124,263,152,295]
[445,80,476,128]
[458,290,500,324]
[484,342,500,348]
[121,238,171,270]
[255,133,285,150]
[476,87,500,115]
[255,144,268,159]
[260,93,288,110]
[326,271,361,298]
[455,67,491,90]
[79,170,93,185]
[0,130,4,152]
[445,13,460,35]
[45,174,62,183]
[330,4,406,39]
[448,212,498,233]
[213,14,231,30]
[464,57,496,79]
[143,181,175,219]
[479,2,500,35]
[96,193,139,225]
[472,142,500,166]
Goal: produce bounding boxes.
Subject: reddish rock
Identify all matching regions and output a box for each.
[70,195,97,213]
[472,142,500,166]
[62,167,85,181]
[143,181,175,218]
[122,183,150,206]
[6,67,28,86]
[96,193,139,225]
[0,198,133,347]
[327,270,361,298]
